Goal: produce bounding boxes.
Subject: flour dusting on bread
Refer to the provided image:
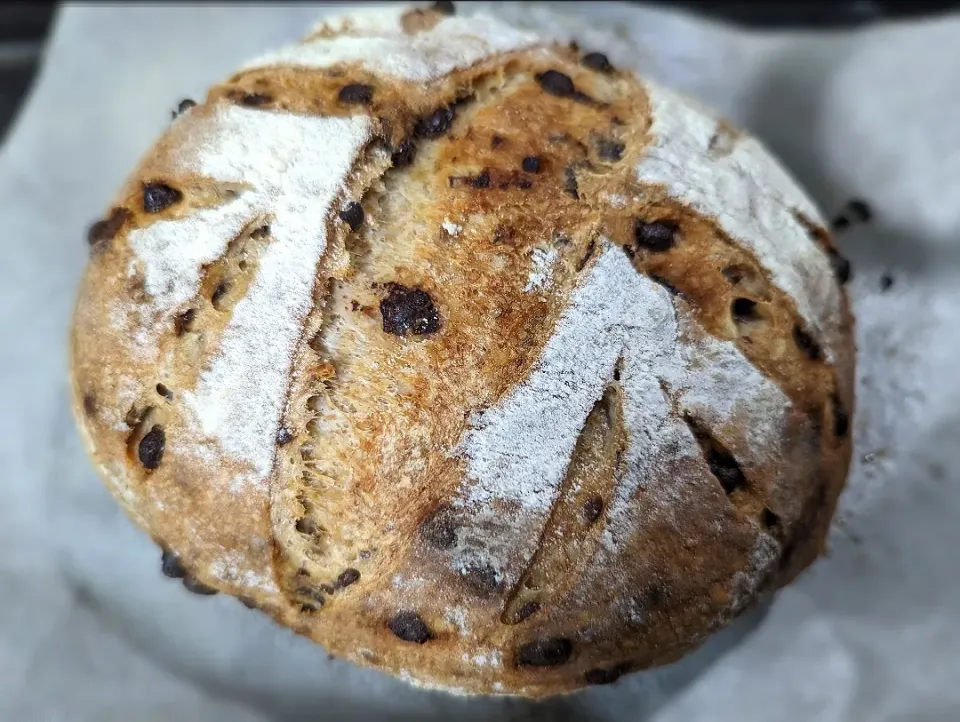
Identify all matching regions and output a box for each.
[637,81,842,359]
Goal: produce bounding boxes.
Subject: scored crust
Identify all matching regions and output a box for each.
[70,2,855,698]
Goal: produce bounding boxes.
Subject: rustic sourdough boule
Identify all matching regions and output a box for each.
[69,2,855,698]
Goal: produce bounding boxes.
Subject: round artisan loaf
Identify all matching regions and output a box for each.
[70,1,855,698]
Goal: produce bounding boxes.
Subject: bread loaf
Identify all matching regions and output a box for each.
[70,2,855,697]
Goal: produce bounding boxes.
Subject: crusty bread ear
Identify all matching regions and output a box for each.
[70,2,854,698]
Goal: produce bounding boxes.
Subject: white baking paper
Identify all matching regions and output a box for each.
[1,3,958,721]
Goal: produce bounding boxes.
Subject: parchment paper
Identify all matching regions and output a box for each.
[1,3,958,721]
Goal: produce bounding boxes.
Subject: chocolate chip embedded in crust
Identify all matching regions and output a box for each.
[522,155,541,173]
[584,663,630,685]
[339,201,365,231]
[381,284,440,336]
[535,69,576,98]
[211,282,230,308]
[731,297,760,323]
[828,249,852,284]
[142,182,183,214]
[420,506,457,549]
[388,611,432,644]
[449,170,491,189]
[87,207,132,248]
[414,105,455,138]
[634,219,678,252]
[82,393,97,416]
[251,224,270,239]
[491,134,505,149]
[391,138,417,167]
[832,394,849,438]
[240,92,272,107]
[431,0,455,14]
[517,637,574,667]
[581,496,604,524]
[338,83,374,105]
[182,575,218,596]
[173,98,196,118]
[460,563,499,594]
[276,427,294,446]
[514,601,541,623]
[563,165,579,199]
[595,137,625,161]
[137,425,165,470]
[582,52,614,73]
[174,308,196,336]
[793,324,823,361]
[336,568,361,589]
[160,549,186,579]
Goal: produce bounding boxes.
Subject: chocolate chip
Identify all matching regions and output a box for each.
[414,105,455,138]
[174,308,196,336]
[634,219,678,252]
[173,98,196,118]
[240,92,272,107]
[491,134,505,149]
[87,207,132,249]
[380,284,440,336]
[251,224,270,239]
[581,496,604,524]
[142,182,183,213]
[391,138,417,167]
[684,413,746,494]
[296,585,326,606]
[160,549,186,579]
[880,273,894,291]
[388,611,432,643]
[582,52,613,73]
[82,393,97,416]
[514,601,541,623]
[535,69,576,98]
[470,170,490,188]
[138,425,165,470]
[828,249,852,284]
[847,199,872,222]
[595,138,625,161]
[336,568,361,589]
[832,395,849,438]
[576,239,597,272]
[420,506,457,549]
[522,155,541,173]
[295,517,318,535]
[276,427,294,446]
[338,83,374,105]
[793,324,823,360]
[460,563,499,594]
[584,663,630,685]
[563,165,579,199]
[156,383,173,400]
[517,637,573,667]
[211,282,230,308]
[449,170,491,189]
[731,297,760,323]
[182,575,218,595]
[492,225,514,245]
[339,201,365,231]
[431,0,455,14]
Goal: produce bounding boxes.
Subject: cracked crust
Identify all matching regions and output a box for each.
[70,3,855,699]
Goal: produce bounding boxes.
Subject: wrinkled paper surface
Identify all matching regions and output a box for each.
[1,3,958,721]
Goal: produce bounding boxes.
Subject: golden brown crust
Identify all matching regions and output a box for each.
[70,4,854,698]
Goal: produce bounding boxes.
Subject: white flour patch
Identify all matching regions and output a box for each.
[128,105,373,483]
[453,241,793,587]
[466,650,502,668]
[209,551,279,594]
[245,13,541,82]
[523,246,559,293]
[636,80,842,360]
[441,219,462,236]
